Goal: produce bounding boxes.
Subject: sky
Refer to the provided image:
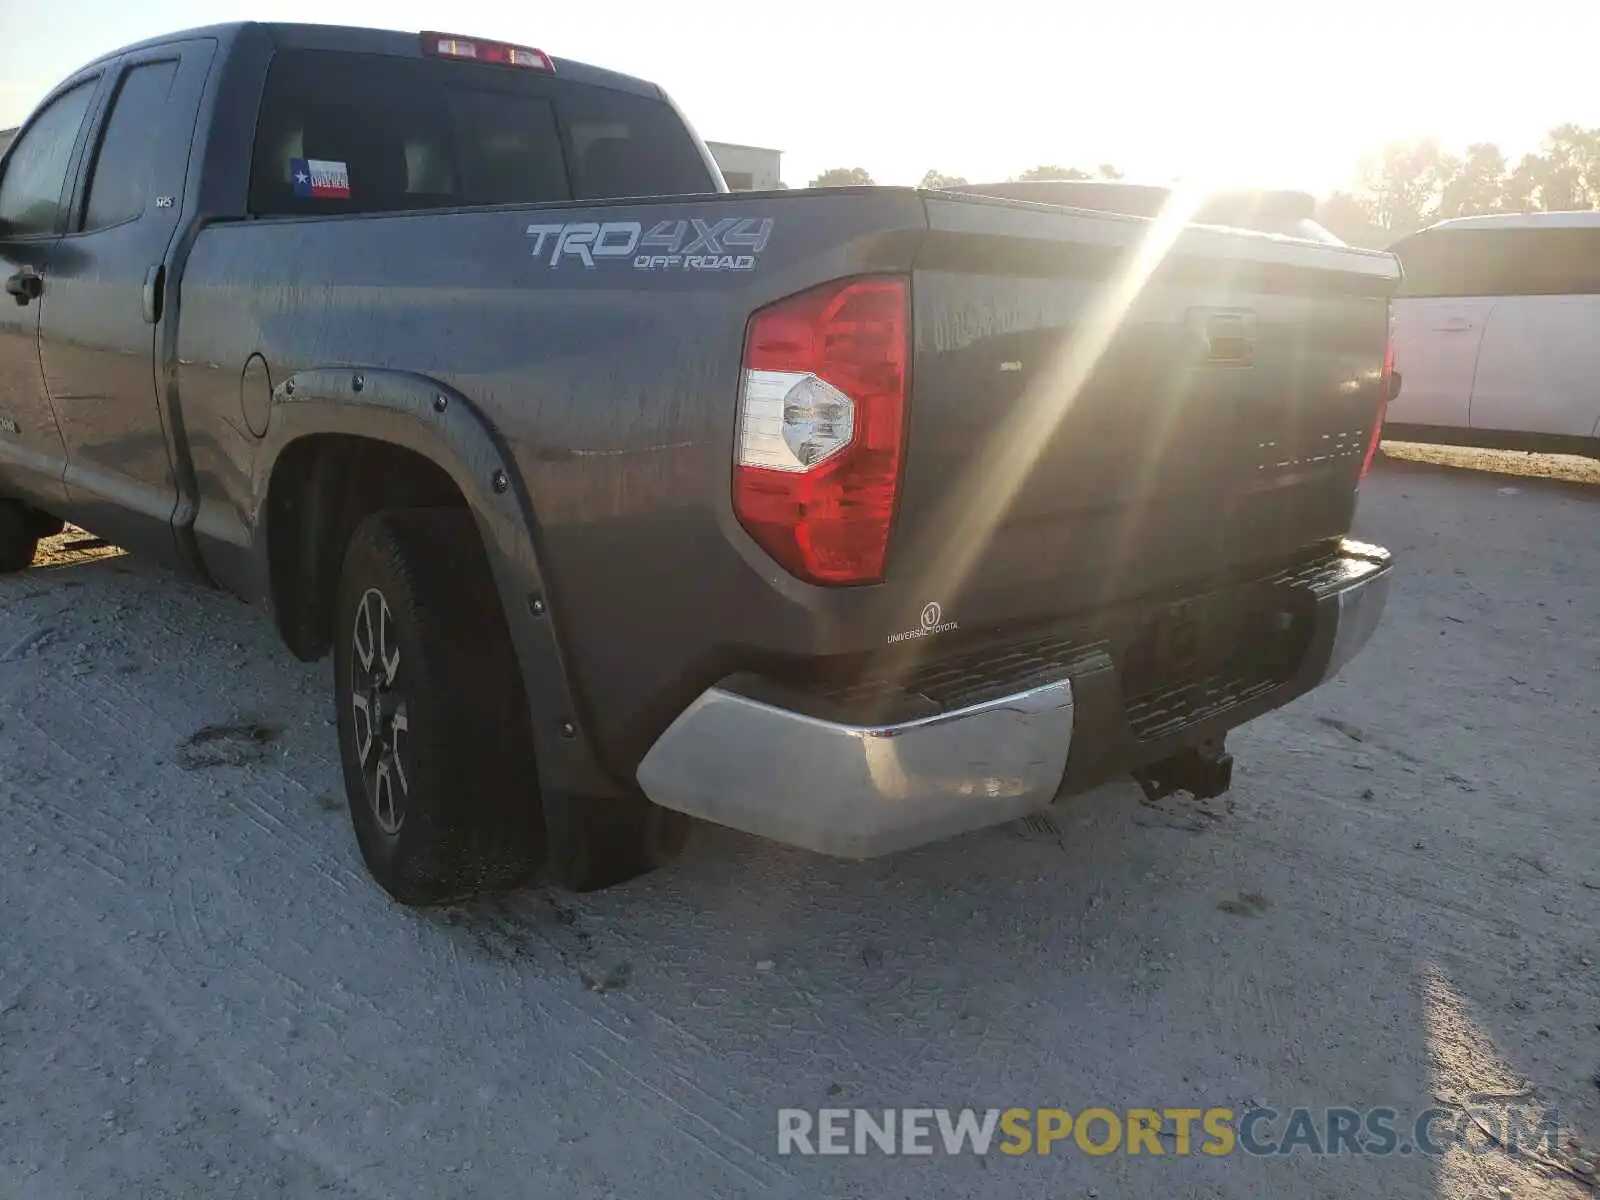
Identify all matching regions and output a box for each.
[4,0,1600,194]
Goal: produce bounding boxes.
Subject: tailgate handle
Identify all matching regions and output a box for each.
[1202,311,1255,365]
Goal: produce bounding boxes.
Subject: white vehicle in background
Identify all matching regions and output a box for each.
[1386,212,1600,459]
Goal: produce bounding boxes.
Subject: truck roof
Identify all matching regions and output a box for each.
[77,21,664,100]
[1410,210,1600,235]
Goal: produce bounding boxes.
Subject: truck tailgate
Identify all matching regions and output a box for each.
[894,195,1398,628]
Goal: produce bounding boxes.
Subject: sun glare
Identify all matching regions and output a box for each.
[905,181,1210,619]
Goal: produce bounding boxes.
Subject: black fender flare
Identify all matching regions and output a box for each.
[251,366,625,815]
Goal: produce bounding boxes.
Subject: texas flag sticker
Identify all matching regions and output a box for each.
[290,157,351,200]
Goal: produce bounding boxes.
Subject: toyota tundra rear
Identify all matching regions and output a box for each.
[630,189,1398,856]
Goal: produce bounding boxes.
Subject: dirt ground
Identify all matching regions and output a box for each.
[0,447,1596,1199]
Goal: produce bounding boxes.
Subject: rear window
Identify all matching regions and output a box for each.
[1393,226,1600,298]
[248,50,714,216]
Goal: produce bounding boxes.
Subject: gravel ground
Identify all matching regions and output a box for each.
[0,449,1596,1200]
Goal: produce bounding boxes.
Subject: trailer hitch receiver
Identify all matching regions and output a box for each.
[1133,738,1234,803]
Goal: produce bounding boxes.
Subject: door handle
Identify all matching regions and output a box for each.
[141,264,164,325]
[1434,318,1474,332]
[4,270,42,306]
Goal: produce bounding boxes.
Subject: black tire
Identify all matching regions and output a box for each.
[0,534,38,574]
[0,503,38,574]
[23,512,64,539]
[333,507,543,905]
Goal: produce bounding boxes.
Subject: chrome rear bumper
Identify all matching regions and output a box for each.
[637,678,1076,858]
[637,542,1391,858]
[1320,543,1393,683]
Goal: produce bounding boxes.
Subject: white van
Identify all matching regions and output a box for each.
[1387,212,1600,459]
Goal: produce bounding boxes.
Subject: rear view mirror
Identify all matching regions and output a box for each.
[1388,370,1403,402]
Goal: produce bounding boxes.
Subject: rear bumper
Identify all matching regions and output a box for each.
[636,540,1392,857]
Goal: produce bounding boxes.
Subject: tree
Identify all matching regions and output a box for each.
[1495,138,1586,213]
[1315,189,1390,249]
[1333,123,1600,226]
[1350,138,1454,234]
[1095,163,1124,180]
[1437,142,1508,219]
[809,167,873,188]
[1014,164,1092,182]
[919,169,968,190]
[1501,152,1546,213]
[1530,123,1600,210]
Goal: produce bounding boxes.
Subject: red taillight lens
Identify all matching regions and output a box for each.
[733,277,909,585]
[1362,307,1394,481]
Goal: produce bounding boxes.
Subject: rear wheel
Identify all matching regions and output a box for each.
[0,503,39,574]
[0,535,38,574]
[333,507,542,904]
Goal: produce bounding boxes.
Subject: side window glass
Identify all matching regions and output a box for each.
[1398,229,1600,298]
[1493,229,1600,295]
[0,81,97,236]
[1395,232,1489,298]
[82,60,179,231]
[1393,234,1445,297]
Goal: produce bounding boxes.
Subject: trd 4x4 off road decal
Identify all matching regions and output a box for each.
[525,217,774,271]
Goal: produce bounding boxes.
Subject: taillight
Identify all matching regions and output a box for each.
[420,31,554,71]
[1362,307,1394,481]
[733,277,909,585]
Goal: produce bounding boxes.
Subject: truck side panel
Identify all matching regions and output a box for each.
[174,188,930,780]
[40,38,218,573]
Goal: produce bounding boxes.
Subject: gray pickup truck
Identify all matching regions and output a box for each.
[0,21,1398,904]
